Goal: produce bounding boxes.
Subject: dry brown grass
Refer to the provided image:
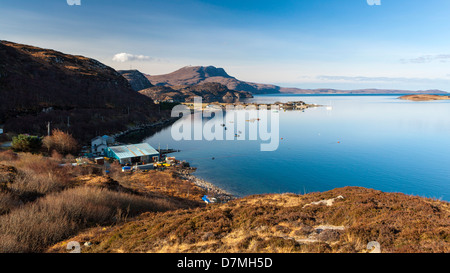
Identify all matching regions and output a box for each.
[0,152,74,202]
[0,150,18,162]
[110,169,207,203]
[0,192,22,215]
[50,187,449,253]
[0,186,184,252]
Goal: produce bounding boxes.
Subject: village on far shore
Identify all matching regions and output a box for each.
[181,100,320,112]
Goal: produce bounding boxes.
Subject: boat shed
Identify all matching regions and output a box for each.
[105,143,159,165]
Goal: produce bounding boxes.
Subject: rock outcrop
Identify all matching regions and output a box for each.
[118,70,153,91]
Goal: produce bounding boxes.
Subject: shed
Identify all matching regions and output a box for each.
[105,143,159,165]
[94,157,105,165]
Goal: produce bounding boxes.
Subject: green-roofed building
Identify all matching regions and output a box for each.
[105,143,160,165]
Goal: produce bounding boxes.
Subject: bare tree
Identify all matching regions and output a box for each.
[42,129,78,155]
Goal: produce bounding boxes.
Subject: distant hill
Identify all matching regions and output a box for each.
[146,66,281,94]
[146,66,448,95]
[139,82,253,103]
[118,70,153,91]
[0,41,162,142]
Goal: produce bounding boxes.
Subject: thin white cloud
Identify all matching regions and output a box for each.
[317,75,421,83]
[298,75,450,84]
[112,52,153,62]
[400,54,450,64]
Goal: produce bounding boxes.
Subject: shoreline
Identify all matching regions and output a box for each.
[176,168,236,203]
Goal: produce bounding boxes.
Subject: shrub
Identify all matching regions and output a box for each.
[42,129,78,155]
[11,135,42,153]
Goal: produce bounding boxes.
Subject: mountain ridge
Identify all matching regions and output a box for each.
[146,66,281,94]
[145,66,448,95]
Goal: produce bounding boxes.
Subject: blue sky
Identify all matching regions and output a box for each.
[1,0,450,90]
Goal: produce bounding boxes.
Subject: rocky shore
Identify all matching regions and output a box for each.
[176,168,235,203]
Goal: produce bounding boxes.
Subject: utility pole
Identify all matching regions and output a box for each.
[47,122,51,136]
[67,116,70,128]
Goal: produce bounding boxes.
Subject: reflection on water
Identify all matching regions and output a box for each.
[143,95,450,200]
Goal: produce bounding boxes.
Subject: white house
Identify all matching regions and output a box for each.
[91,135,115,155]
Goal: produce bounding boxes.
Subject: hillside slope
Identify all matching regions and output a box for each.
[139,82,253,102]
[0,41,161,142]
[48,187,450,253]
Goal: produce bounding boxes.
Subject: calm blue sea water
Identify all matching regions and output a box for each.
[144,95,450,201]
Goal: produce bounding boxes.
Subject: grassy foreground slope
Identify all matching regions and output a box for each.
[0,151,206,253]
[49,187,449,253]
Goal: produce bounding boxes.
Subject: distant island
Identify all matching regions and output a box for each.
[399,94,450,101]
